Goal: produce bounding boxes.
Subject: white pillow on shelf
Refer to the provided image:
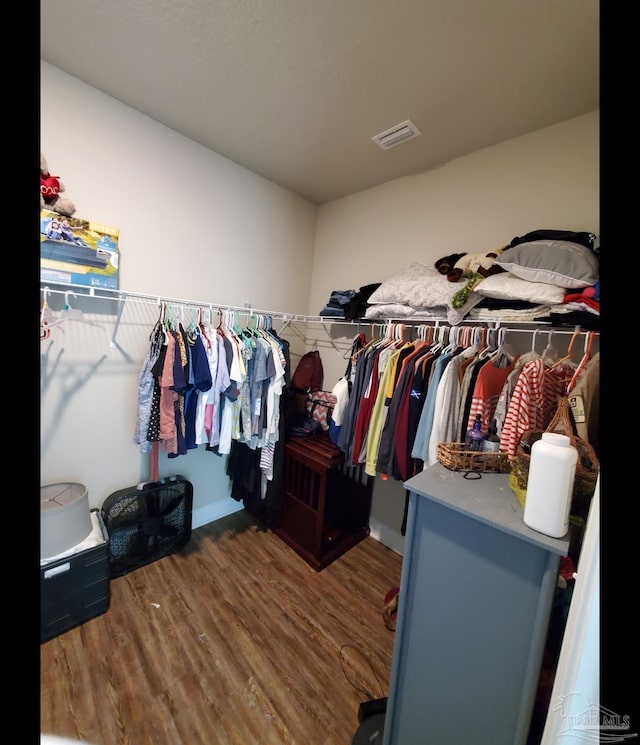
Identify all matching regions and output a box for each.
[367,262,483,320]
[364,303,473,325]
[473,272,566,305]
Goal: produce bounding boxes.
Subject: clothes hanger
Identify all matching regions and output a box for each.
[40,286,62,339]
[394,322,413,349]
[43,290,108,343]
[256,312,275,346]
[415,324,429,343]
[353,327,381,360]
[467,325,483,352]
[239,312,257,347]
[457,326,483,360]
[183,305,200,339]
[196,307,213,349]
[222,310,242,344]
[477,325,499,359]
[455,325,474,351]
[566,330,595,393]
[428,323,448,355]
[550,327,581,370]
[540,330,559,366]
[209,305,223,332]
[512,328,541,368]
[162,303,175,333]
[343,332,366,360]
[257,313,271,341]
[148,302,166,351]
[341,333,366,379]
[441,324,461,355]
[373,320,394,350]
[492,327,516,367]
[59,291,93,323]
[408,324,430,352]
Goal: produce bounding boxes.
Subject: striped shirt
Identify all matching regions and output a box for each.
[500,358,574,459]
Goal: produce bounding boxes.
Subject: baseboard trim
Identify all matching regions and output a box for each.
[367,517,405,556]
[192,501,405,558]
[192,497,244,530]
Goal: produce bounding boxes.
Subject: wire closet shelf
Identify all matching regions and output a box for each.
[40,280,599,353]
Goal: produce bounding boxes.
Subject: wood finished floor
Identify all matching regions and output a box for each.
[41,509,403,745]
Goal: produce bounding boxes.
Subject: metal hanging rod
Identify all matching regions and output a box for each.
[40,282,308,322]
[40,282,599,334]
[369,318,599,336]
[38,283,431,325]
[488,324,599,337]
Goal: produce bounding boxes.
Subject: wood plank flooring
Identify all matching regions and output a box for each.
[41,509,403,745]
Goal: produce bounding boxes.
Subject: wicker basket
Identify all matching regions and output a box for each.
[510,397,598,519]
[437,442,511,474]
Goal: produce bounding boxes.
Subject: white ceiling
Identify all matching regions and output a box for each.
[40,0,599,205]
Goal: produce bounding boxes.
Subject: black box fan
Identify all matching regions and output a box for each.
[101,476,193,578]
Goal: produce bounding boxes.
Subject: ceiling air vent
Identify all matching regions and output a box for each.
[372,120,421,150]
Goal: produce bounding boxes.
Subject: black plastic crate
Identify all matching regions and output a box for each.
[41,509,110,643]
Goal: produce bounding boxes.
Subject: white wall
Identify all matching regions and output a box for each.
[312,111,599,548]
[40,61,317,525]
[311,110,599,318]
[41,62,317,309]
[40,61,599,546]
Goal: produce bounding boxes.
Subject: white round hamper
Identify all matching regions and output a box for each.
[40,482,92,560]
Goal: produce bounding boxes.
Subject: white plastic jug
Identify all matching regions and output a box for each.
[523,432,577,538]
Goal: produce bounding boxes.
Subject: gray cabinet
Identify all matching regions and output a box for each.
[383,464,569,745]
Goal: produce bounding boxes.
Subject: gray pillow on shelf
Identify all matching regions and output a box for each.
[494,240,599,289]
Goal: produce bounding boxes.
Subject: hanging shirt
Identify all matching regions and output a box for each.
[133,337,163,454]
[328,376,350,445]
[351,349,382,464]
[194,324,222,445]
[427,345,479,466]
[465,353,519,435]
[338,344,375,461]
[183,332,213,450]
[376,342,428,478]
[567,352,600,455]
[365,347,405,477]
[158,332,178,454]
[411,350,457,466]
[500,359,574,459]
[218,332,244,455]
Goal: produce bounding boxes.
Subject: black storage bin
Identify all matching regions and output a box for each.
[41,509,110,643]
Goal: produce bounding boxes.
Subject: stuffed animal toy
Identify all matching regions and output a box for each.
[40,153,76,217]
[434,252,467,279]
[435,249,506,282]
[449,251,503,282]
[434,249,508,309]
[451,272,485,309]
